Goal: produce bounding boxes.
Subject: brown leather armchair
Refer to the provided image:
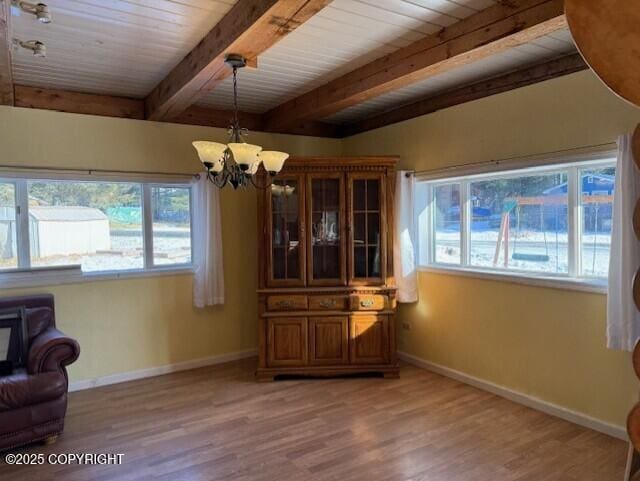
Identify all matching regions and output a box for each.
[0,295,80,451]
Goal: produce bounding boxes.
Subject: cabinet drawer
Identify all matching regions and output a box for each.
[349,294,387,311]
[309,295,348,311]
[267,295,308,311]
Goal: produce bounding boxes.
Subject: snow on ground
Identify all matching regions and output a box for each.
[434,229,610,277]
[6,224,612,278]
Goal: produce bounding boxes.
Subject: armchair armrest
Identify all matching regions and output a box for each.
[27,327,80,375]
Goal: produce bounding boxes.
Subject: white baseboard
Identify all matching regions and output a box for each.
[397,351,627,441]
[69,348,258,392]
[68,348,625,441]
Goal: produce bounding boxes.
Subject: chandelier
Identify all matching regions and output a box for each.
[192,54,289,189]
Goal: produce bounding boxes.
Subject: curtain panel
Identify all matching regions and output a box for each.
[607,134,640,351]
[192,176,225,307]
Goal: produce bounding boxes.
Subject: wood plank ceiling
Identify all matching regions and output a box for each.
[6,0,585,137]
[196,0,500,113]
[11,0,237,98]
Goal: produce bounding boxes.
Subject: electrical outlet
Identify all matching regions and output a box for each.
[401,321,411,331]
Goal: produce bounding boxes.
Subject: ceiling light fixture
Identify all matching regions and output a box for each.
[192,54,288,190]
[11,1,52,24]
[13,39,46,57]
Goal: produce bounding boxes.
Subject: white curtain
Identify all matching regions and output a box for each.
[394,171,418,303]
[192,175,225,307]
[607,134,640,351]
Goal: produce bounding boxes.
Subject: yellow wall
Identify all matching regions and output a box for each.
[1,70,639,430]
[343,70,640,428]
[0,106,341,383]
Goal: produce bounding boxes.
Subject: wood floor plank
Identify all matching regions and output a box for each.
[0,358,625,480]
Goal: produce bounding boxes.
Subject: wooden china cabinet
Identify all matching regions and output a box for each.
[256,157,400,381]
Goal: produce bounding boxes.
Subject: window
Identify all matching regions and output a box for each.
[415,156,616,285]
[0,176,193,279]
[27,180,144,272]
[150,186,192,266]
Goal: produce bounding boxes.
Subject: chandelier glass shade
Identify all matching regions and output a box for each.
[192,54,288,189]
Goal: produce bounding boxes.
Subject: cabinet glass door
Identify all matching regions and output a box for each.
[349,173,386,284]
[307,173,346,285]
[267,175,305,286]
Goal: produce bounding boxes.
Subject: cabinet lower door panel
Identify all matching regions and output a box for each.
[267,318,308,367]
[309,317,349,365]
[350,315,389,365]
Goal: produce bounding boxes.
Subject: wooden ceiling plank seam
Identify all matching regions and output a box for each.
[145,0,333,122]
[12,61,169,86]
[13,53,183,78]
[310,11,433,45]
[14,8,218,41]
[88,0,232,19]
[46,0,228,31]
[262,0,566,128]
[329,0,455,34]
[44,4,211,35]
[311,10,429,43]
[12,23,203,57]
[375,0,479,21]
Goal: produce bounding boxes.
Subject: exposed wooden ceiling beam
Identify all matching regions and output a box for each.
[171,105,341,138]
[145,0,332,122]
[14,85,145,119]
[0,0,13,105]
[13,85,340,138]
[171,105,264,131]
[338,54,588,137]
[263,0,567,129]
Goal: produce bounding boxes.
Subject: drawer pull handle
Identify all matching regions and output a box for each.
[360,299,375,308]
[319,299,336,308]
[276,300,294,308]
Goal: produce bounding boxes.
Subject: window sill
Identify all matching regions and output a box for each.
[418,265,607,295]
[0,265,194,289]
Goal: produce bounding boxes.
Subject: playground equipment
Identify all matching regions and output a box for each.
[492,194,613,269]
[512,203,551,263]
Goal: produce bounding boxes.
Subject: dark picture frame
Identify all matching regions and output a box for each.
[0,306,28,372]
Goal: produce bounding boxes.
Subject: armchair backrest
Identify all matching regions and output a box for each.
[0,295,56,344]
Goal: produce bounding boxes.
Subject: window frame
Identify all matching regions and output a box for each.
[415,155,616,293]
[0,173,195,288]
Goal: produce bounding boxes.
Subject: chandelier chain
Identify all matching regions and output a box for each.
[232,66,240,143]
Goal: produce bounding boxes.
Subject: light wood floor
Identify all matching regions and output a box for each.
[1,359,626,481]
